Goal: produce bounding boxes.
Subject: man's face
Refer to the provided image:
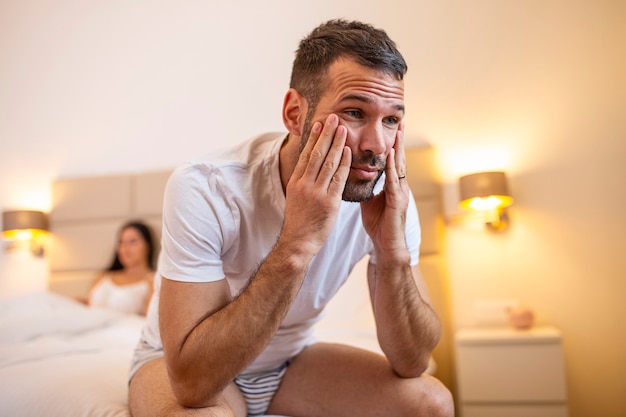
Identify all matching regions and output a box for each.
[300,58,405,202]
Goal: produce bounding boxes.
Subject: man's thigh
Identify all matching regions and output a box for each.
[267,342,453,417]
[128,357,247,417]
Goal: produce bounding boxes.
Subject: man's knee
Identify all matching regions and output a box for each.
[129,359,246,417]
[415,377,454,417]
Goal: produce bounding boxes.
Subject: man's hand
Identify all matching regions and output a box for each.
[360,127,409,259]
[280,114,352,259]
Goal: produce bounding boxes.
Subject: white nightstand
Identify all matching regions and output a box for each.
[455,326,569,417]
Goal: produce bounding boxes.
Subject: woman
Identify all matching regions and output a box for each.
[88,221,156,316]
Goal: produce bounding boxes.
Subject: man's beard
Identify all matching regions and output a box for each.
[342,164,385,202]
[300,112,386,203]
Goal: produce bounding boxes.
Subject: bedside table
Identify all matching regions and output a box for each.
[455,326,569,417]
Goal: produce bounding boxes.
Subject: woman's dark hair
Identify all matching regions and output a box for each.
[290,19,408,111]
[107,220,156,271]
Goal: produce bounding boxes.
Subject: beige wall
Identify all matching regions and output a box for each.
[426,3,625,416]
[1,1,624,416]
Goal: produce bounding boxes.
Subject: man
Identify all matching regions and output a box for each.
[128,19,454,417]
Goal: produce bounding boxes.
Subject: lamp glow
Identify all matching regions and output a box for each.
[458,172,513,230]
[2,210,49,256]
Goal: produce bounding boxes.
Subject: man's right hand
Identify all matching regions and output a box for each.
[280,114,352,259]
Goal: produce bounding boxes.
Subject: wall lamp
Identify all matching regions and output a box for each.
[459,171,513,231]
[2,210,49,256]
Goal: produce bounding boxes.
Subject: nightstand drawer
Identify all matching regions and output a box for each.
[457,343,567,402]
[463,404,568,417]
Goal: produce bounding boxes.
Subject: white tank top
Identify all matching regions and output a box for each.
[89,275,150,315]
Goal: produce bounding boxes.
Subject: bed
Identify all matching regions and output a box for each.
[0,291,143,416]
[0,146,451,416]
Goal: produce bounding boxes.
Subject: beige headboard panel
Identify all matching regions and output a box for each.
[48,170,172,297]
[405,146,444,256]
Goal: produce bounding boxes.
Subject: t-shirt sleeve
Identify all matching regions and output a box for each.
[158,163,237,283]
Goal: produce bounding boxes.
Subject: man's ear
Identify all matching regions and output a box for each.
[282,88,307,136]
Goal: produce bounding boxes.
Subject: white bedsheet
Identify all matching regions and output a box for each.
[0,291,144,417]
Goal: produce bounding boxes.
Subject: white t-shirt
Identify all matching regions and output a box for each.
[139,132,421,374]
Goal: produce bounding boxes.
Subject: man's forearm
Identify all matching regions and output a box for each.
[166,241,312,407]
[369,261,441,377]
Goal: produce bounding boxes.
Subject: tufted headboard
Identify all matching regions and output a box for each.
[48,170,171,297]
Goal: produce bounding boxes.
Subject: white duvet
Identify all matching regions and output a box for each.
[0,289,435,416]
[0,291,144,417]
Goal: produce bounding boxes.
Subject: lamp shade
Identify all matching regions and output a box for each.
[2,210,49,240]
[459,171,513,211]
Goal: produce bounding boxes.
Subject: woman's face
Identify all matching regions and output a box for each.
[117,227,149,268]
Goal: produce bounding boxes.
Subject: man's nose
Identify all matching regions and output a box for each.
[358,122,387,155]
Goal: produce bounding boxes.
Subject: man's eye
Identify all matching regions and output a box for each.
[345,110,362,119]
[384,116,399,125]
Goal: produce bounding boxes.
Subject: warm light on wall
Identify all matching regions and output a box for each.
[2,210,49,256]
[459,172,513,230]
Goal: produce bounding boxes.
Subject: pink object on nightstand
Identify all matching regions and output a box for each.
[508,306,535,329]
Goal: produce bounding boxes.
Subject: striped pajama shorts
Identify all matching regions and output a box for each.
[234,360,291,416]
